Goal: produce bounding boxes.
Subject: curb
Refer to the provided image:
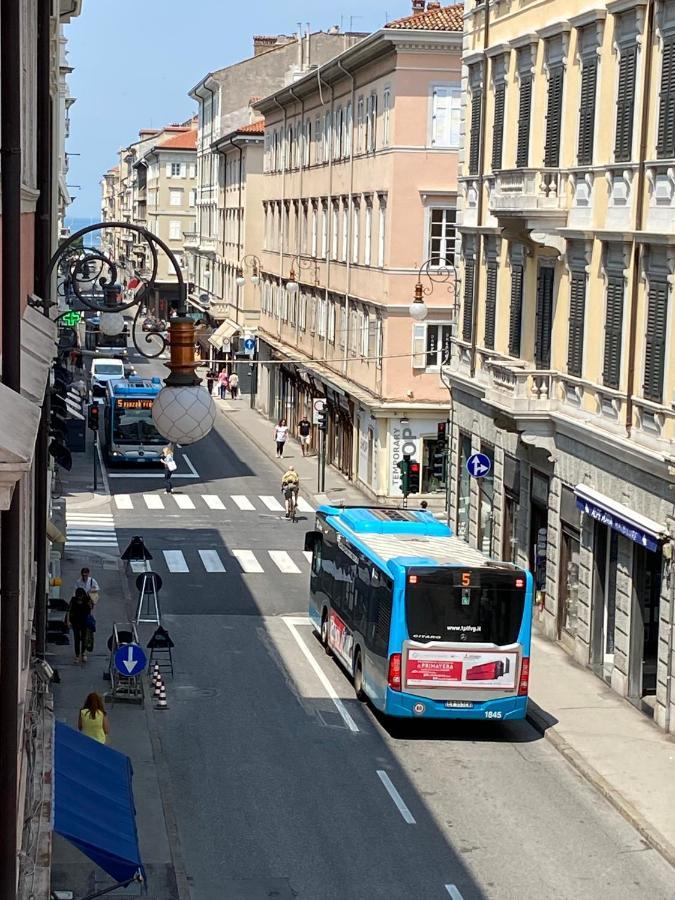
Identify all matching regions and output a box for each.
[526,705,675,869]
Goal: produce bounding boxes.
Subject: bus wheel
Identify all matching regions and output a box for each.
[353,651,366,701]
[321,611,331,655]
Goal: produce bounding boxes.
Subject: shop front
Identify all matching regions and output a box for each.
[388,415,449,500]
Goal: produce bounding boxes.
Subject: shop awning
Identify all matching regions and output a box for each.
[208,319,239,350]
[54,721,145,884]
[574,484,669,552]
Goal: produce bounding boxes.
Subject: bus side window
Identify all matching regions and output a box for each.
[367,570,393,658]
[353,558,371,636]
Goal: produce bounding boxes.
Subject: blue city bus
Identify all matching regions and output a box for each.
[305,506,533,721]
[103,378,164,463]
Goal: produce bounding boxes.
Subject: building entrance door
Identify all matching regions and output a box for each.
[591,524,618,684]
[629,545,662,712]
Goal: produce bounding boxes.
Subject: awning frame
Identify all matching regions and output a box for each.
[574,483,669,552]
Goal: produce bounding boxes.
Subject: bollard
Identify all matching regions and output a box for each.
[156,684,168,710]
[153,677,163,699]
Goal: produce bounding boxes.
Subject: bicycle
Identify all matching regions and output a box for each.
[282,485,298,523]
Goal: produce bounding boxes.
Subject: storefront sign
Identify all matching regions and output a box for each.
[390,424,420,497]
[576,498,660,552]
[406,649,518,689]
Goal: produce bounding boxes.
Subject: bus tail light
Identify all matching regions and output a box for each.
[388,653,402,691]
[518,658,530,696]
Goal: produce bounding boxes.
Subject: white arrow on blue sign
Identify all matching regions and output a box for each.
[466,452,492,479]
[113,642,147,677]
[243,338,256,352]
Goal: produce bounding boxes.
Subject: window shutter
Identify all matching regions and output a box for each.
[165,163,172,177]
[614,45,637,162]
[516,75,532,167]
[577,58,597,165]
[432,86,452,147]
[602,275,624,389]
[462,257,475,341]
[491,82,505,171]
[535,266,554,368]
[180,163,187,177]
[657,38,675,159]
[544,66,564,168]
[508,263,524,357]
[643,279,669,402]
[412,324,426,369]
[468,89,482,175]
[484,261,498,349]
[567,271,586,377]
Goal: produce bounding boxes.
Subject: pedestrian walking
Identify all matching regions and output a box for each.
[206,369,216,397]
[274,419,289,458]
[78,692,109,744]
[217,367,229,400]
[160,445,176,493]
[75,567,100,606]
[229,371,239,399]
[298,415,311,457]
[68,587,92,663]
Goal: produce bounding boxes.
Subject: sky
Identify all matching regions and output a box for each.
[65,0,412,219]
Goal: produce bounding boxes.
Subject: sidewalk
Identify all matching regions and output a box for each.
[224,395,675,868]
[48,438,187,899]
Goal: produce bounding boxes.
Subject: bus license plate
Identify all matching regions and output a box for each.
[444,701,474,709]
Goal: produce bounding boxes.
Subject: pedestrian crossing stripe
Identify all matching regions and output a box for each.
[66,512,117,549]
[113,493,315,514]
[268,550,301,574]
[260,495,284,512]
[231,495,255,511]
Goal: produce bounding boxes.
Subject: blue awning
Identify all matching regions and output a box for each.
[54,721,145,884]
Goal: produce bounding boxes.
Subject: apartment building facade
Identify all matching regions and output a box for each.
[454,0,675,729]
[254,3,463,498]
[186,28,366,333]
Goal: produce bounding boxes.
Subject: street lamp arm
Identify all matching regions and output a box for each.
[416,257,458,300]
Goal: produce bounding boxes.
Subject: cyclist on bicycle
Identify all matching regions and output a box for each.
[281,465,300,518]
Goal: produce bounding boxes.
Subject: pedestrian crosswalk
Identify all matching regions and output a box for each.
[149,547,309,576]
[113,492,315,514]
[66,510,119,550]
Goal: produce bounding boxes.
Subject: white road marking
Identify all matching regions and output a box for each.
[108,472,198,479]
[143,494,164,510]
[296,497,314,512]
[231,549,264,573]
[172,494,195,510]
[198,550,226,573]
[260,495,284,511]
[163,550,189,573]
[283,617,359,733]
[202,495,225,510]
[231,495,255,511]
[303,551,313,564]
[183,454,199,477]
[114,494,133,510]
[268,551,301,574]
[66,515,114,522]
[376,771,416,824]
[67,543,119,548]
[445,887,464,900]
[66,530,116,537]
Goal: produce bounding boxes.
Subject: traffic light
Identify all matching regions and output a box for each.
[398,457,411,494]
[408,460,421,494]
[437,421,447,442]
[432,447,446,480]
[87,401,100,431]
[317,406,328,432]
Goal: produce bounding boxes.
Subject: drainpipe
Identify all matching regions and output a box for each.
[469,2,490,377]
[273,96,287,340]
[288,84,304,350]
[337,58,356,380]
[625,0,655,437]
[0,0,24,895]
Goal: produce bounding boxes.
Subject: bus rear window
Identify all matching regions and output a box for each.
[405,569,526,646]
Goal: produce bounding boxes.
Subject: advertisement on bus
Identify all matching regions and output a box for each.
[405,649,518,689]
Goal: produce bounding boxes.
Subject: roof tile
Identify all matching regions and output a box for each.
[158,129,197,150]
[385,2,463,31]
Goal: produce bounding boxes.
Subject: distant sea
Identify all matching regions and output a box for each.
[65,216,101,248]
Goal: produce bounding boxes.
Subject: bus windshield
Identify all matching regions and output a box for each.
[113,407,164,445]
[405,568,526,646]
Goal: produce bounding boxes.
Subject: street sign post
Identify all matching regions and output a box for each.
[243,337,256,358]
[466,452,492,479]
[113,642,147,677]
[312,397,326,426]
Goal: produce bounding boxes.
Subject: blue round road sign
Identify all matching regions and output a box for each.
[114,642,147,677]
[244,338,256,352]
[466,452,492,479]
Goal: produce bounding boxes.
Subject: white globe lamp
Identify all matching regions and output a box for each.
[409,282,428,321]
[99,311,125,336]
[235,270,246,288]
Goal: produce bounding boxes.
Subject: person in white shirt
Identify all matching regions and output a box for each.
[75,567,100,605]
[274,419,289,458]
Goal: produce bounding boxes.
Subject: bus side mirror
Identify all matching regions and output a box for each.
[304,531,321,553]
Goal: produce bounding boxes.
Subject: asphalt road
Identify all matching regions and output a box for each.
[103,350,675,900]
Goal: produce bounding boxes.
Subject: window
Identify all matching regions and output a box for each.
[484,258,498,350]
[412,323,426,369]
[614,44,637,162]
[425,324,453,368]
[169,188,183,207]
[170,162,181,176]
[567,269,587,378]
[428,208,456,267]
[341,200,348,262]
[169,220,181,240]
[311,201,318,256]
[657,37,675,158]
[544,65,564,168]
[315,116,323,164]
[377,197,386,267]
[577,56,598,165]
[321,201,328,258]
[383,88,391,145]
[492,81,505,170]
[603,274,624,389]
[352,199,360,263]
[188,189,196,207]
[331,201,339,261]
[356,96,365,152]
[364,201,372,265]
[361,311,369,357]
[432,84,461,148]
[367,92,377,152]
[509,252,524,357]
[299,291,307,331]
[345,102,353,156]
[328,299,336,343]
[302,201,309,254]
[334,106,343,160]
[323,111,331,162]
[534,265,554,369]
[643,278,669,402]
[516,68,532,167]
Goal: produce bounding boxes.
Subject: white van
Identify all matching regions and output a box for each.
[90,358,125,396]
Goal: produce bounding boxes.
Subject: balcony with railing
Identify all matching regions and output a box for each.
[489,168,570,226]
[183,230,199,249]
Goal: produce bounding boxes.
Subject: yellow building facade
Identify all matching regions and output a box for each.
[453,0,674,729]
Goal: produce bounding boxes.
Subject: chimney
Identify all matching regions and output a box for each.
[411,0,426,12]
[253,35,277,56]
[426,1,442,8]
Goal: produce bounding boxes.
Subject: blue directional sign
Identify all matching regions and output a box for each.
[243,337,256,354]
[466,452,492,479]
[114,642,147,677]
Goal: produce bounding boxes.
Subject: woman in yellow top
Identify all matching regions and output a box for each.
[78,692,109,744]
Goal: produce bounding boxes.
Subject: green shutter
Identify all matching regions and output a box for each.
[643,279,669,402]
[577,58,597,165]
[469,89,482,176]
[508,264,523,357]
[603,275,624,389]
[535,266,554,369]
[492,82,505,171]
[544,67,564,168]
[567,271,586,378]
[657,38,675,159]
[463,257,475,341]
[516,75,532,168]
[484,261,497,349]
[614,45,637,163]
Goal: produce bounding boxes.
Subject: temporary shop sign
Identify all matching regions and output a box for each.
[575,498,660,552]
[405,649,518,690]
